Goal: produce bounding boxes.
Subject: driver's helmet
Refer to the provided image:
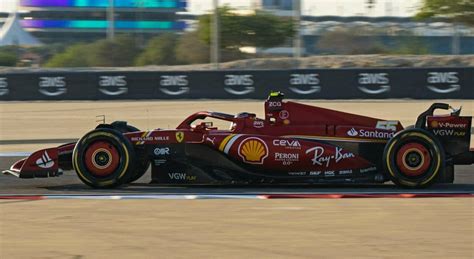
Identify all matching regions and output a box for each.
[234,112,256,119]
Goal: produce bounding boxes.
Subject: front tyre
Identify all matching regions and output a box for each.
[105,121,150,183]
[73,128,136,188]
[383,128,445,188]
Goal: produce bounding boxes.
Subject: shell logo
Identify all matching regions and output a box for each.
[431,121,439,128]
[238,137,269,164]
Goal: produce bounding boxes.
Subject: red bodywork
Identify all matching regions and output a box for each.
[5,94,473,187]
[5,97,408,181]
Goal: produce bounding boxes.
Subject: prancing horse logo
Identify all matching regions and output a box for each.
[175,132,184,143]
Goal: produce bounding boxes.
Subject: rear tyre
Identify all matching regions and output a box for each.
[73,128,136,188]
[383,128,445,188]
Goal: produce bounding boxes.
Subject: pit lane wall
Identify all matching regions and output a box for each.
[0,67,472,100]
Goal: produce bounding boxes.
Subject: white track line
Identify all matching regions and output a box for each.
[0,152,32,157]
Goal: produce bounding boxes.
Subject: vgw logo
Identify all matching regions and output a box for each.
[39,77,67,96]
[168,173,196,181]
[433,129,465,137]
[289,73,321,95]
[357,73,390,94]
[0,78,8,96]
[99,76,128,96]
[426,72,460,94]
[224,74,254,95]
[159,75,189,95]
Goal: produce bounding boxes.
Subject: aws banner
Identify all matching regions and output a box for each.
[0,67,472,100]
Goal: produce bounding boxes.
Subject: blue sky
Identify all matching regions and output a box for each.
[0,0,421,16]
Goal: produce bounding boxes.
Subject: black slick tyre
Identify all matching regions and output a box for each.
[96,121,150,183]
[383,128,445,188]
[108,121,149,183]
[73,128,136,188]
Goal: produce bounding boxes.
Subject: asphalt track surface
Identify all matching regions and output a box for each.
[1,102,473,258]
[1,156,472,195]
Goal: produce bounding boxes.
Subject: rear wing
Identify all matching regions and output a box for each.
[416,103,473,164]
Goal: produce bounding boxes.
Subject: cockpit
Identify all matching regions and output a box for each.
[176,92,286,131]
[177,111,258,132]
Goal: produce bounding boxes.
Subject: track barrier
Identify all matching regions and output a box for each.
[1,67,473,100]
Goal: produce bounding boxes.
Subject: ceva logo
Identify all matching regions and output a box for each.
[39,77,67,96]
[224,74,255,95]
[289,73,321,95]
[426,72,460,94]
[357,73,390,94]
[98,76,128,96]
[159,75,189,95]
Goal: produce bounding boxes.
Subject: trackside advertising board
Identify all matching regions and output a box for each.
[0,67,472,100]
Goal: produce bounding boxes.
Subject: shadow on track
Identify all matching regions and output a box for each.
[41,182,474,195]
[1,163,472,195]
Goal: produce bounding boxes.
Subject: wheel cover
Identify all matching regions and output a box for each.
[396,143,431,177]
[84,141,120,177]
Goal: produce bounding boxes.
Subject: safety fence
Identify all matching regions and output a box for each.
[0,67,472,100]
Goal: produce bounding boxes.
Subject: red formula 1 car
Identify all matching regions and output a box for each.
[3,92,473,188]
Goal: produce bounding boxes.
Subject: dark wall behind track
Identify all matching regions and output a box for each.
[0,67,472,100]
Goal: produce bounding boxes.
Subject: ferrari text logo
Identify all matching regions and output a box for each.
[175,132,184,143]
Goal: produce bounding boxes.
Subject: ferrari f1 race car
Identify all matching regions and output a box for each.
[3,92,473,188]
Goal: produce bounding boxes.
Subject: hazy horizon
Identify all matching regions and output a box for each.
[0,0,421,17]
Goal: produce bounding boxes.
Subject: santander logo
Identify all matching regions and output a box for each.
[346,128,394,139]
[347,128,358,137]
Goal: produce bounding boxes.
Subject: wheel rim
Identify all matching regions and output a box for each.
[84,140,120,177]
[396,143,431,177]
